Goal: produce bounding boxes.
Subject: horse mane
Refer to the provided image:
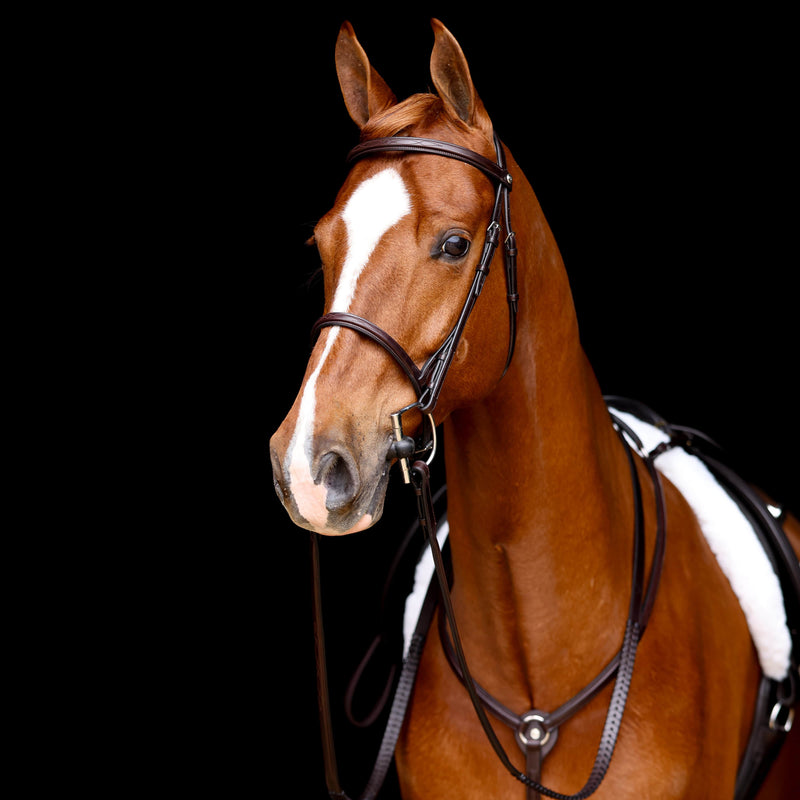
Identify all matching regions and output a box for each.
[361,93,469,140]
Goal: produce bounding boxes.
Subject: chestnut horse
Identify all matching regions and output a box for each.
[270,20,799,799]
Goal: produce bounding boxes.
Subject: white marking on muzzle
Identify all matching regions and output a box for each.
[286,169,411,530]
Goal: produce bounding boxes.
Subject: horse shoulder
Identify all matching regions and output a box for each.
[396,631,525,799]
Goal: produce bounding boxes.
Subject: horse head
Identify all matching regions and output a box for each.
[270,20,513,535]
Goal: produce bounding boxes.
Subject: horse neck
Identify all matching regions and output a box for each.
[441,151,637,711]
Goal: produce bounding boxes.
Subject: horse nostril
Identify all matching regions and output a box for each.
[317,450,360,511]
[269,446,290,505]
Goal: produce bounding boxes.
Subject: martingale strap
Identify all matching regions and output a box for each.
[436,413,669,800]
[413,414,664,800]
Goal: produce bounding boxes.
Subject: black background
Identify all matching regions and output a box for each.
[99,6,796,797]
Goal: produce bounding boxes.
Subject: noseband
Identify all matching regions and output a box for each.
[311,133,518,481]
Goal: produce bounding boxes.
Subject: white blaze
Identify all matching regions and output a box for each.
[287,169,411,530]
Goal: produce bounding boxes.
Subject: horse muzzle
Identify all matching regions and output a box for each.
[269,428,394,536]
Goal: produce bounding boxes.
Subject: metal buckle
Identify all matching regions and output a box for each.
[389,404,437,484]
[769,702,795,733]
[486,219,502,238]
[516,712,551,749]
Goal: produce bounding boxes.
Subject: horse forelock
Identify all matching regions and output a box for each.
[361,93,470,140]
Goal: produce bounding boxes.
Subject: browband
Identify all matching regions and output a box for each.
[348,136,513,189]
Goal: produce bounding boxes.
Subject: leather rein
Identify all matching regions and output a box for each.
[309,133,668,800]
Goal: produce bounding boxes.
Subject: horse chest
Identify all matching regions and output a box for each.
[396,578,753,799]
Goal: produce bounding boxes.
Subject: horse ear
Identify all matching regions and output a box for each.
[430,19,491,133]
[335,22,396,128]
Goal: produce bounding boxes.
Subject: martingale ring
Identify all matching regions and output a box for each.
[516,712,553,750]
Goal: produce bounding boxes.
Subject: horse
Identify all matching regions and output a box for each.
[270,19,799,799]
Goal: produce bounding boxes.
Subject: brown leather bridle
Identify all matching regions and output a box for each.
[311,133,517,482]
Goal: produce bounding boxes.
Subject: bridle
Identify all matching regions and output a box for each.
[309,132,668,800]
[311,132,518,483]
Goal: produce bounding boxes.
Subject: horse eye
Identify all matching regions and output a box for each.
[441,235,470,258]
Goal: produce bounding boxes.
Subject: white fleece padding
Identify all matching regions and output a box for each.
[401,413,792,680]
[403,520,449,660]
[610,408,791,681]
